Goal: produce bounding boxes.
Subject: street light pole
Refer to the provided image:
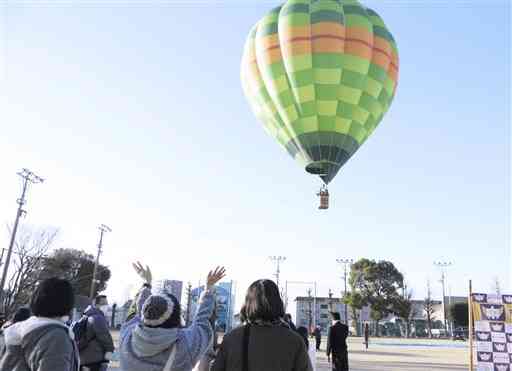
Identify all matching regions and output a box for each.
[90,224,112,299]
[434,261,452,336]
[336,258,353,324]
[286,280,317,329]
[0,169,43,312]
[269,256,286,289]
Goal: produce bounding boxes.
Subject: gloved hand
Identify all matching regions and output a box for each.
[104,352,114,361]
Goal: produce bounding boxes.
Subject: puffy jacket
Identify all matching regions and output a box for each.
[78,306,115,366]
[120,287,215,371]
[0,316,79,371]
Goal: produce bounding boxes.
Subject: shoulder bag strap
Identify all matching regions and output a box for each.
[163,342,178,371]
[242,324,251,371]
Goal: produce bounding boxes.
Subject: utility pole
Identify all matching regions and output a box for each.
[328,289,334,311]
[336,258,353,324]
[89,224,112,299]
[0,168,44,312]
[434,261,452,336]
[307,288,313,331]
[269,256,286,289]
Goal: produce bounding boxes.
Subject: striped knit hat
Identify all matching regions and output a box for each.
[141,294,175,327]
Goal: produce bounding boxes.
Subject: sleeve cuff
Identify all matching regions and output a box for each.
[205,286,216,295]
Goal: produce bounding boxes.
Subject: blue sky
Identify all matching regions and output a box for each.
[0,0,510,308]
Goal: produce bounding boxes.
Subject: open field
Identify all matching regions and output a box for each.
[108,332,472,371]
[316,337,470,371]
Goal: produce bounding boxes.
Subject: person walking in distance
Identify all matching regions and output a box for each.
[326,312,349,371]
[74,295,115,371]
[283,313,297,332]
[313,326,322,351]
[363,323,369,351]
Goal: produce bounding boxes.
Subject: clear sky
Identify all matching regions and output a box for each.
[0,0,510,309]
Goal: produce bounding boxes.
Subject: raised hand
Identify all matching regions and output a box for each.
[206,266,226,289]
[132,261,152,285]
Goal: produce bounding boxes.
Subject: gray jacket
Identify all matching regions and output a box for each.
[79,306,115,365]
[120,287,215,371]
[0,316,79,371]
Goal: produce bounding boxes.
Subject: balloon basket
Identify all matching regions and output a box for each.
[317,186,329,210]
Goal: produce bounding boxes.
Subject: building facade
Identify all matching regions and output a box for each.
[190,281,236,333]
[295,296,370,335]
[155,279,184,303]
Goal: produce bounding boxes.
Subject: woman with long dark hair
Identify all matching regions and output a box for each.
[211,279,312,371]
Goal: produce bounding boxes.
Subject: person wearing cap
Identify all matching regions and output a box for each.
[119,262,226,371]
[0,277,79,371]
[326,312,349,371]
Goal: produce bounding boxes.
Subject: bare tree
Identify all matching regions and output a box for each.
[424,280,436,338]
[2,226,58,317]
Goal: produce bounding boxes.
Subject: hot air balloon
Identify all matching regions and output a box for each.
[241,0,399,209]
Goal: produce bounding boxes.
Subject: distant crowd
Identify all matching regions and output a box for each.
[0,263,352,371]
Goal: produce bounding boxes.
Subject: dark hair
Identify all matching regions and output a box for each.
[297,326,309,349]
[239,304,248,323]
[155,293,181,329]
[330,312,341,321]
[12,307,31,324]
[242,279,284,323]
[94,295,107,305]
[31,277,75,318]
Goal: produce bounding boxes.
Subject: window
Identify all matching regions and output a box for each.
[320,304,328,309]
[321,314,329,319]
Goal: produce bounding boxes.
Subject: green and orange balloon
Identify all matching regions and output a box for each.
[241,0,399,186]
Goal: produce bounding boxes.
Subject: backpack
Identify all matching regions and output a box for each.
[72,316,92,351]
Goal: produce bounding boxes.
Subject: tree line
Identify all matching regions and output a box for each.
[2,226,111,317]
[342,258,459,338]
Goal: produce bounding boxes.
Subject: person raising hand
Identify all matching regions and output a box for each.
[120,262,226,371]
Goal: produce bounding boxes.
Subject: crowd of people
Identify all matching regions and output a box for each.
[0,262,351,371]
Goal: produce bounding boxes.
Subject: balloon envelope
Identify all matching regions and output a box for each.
[241,0,399,184]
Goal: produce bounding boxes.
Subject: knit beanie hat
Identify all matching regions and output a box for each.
[141,294,176,327]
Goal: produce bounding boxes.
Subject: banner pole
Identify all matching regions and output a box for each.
[468,279,473,371]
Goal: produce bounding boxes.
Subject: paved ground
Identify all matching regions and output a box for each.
[315,337,470,371]
[108,334,472,371]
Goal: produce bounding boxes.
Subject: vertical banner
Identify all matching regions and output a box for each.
[472,293,512,371]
